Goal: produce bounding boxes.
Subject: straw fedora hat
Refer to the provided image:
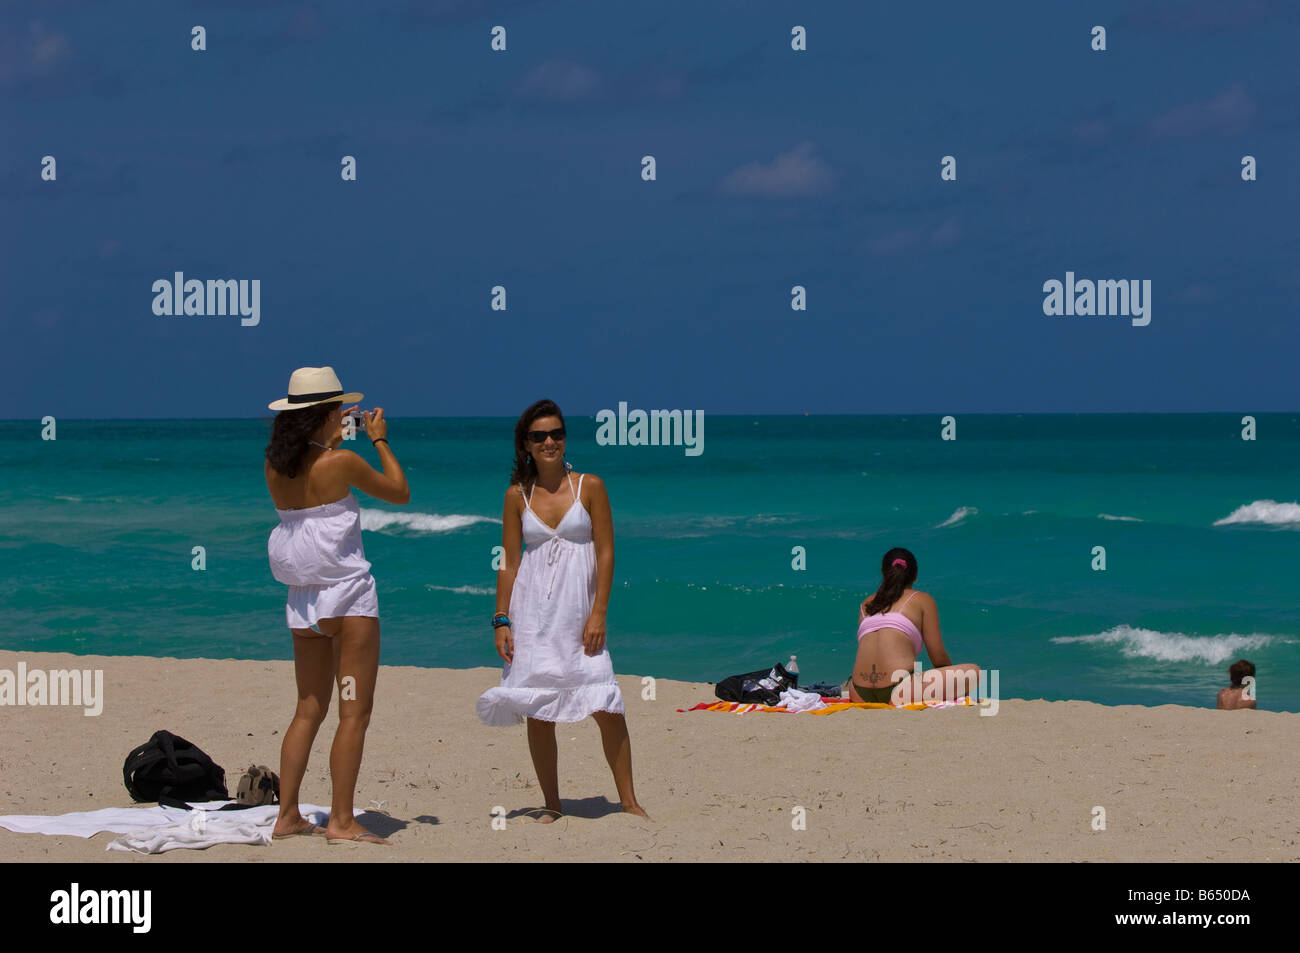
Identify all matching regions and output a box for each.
[267,366,363,411]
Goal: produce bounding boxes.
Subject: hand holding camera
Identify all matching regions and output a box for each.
[365,407,388,444]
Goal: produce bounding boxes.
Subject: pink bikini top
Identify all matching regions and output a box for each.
[857,590,923,655]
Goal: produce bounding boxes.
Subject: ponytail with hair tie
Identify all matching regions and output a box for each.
[866,549,917,617]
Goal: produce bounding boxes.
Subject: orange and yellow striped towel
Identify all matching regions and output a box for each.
[679,696,977,715]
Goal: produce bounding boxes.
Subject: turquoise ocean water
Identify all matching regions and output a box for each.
[1,414,1297,712]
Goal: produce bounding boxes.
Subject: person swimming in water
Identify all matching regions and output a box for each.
[848,547,980,706]
[1216,659,1256,710]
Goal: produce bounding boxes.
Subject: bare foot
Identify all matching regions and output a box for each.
[623,803,650,820]
[272,814,324,838]
[325,822,390,845]
[530,807,563,824]
[327,831,389,845]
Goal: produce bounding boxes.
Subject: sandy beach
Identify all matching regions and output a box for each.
[0,649,1294,863]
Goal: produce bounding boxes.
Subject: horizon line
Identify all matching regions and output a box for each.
[1,410,1295,423]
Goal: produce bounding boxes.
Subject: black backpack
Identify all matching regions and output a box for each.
[715,663,798,706]
[123,730,229,808]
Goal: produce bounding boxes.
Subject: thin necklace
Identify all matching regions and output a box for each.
[309,440,332,451]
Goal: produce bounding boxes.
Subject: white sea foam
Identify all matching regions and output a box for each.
[936,506,977,528]
[1052,625,1279,665]
[360,509,500,534]
[425,584,494,595]
[670,514,796,533]
[1098,513,1143,521]
[1213,500,1300,528]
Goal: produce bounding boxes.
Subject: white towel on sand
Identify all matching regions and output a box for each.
[0,805,196,838]
[108,813,271,852]
[0,801,355,853]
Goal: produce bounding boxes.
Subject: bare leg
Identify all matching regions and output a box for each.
[525,717,563,822]
[592,711,649,818]
[274,627,335,836]
[324,615,389,844]
[939,664,981,701]
[896,663,981,704]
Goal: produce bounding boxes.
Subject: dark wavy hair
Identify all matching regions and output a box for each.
[511,398,566,487]
[1229,659,1255,688]
[865,547,919,615]
[265,401,340,478]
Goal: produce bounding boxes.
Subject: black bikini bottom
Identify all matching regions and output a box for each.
[853,679,902,704]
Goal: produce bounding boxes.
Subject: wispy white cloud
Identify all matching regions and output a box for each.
[515,58,604,102]
[30,21,69,66]
[867,217,961,257]
[1070,119,1112,146]
[931,217,961,247]
[0,20,69,86]
[718,142,836,198]
[1146,82,1256,140]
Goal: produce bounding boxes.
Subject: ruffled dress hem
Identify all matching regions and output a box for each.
[477,683,625,726]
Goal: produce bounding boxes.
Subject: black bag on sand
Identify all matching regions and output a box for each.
[715,663,798,706]
[122,730,229,807]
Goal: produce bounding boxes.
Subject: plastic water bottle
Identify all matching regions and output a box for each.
[787,655,799,686]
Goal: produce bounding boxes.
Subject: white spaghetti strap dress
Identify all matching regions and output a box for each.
[267,491,379,630]
[477,472,625,725]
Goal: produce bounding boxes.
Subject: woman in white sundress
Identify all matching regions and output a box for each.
[477,399,648,821]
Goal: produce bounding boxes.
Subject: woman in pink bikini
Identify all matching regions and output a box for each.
[848,548,980,705]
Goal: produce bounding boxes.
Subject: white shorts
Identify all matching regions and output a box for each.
[284,573,379,631]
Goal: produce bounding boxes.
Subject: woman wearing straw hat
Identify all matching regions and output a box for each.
[264,367,409,845]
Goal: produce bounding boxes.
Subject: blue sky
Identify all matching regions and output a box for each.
[3,0,1298,418]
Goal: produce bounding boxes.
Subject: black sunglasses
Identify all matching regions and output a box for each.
[526,428,566,444]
